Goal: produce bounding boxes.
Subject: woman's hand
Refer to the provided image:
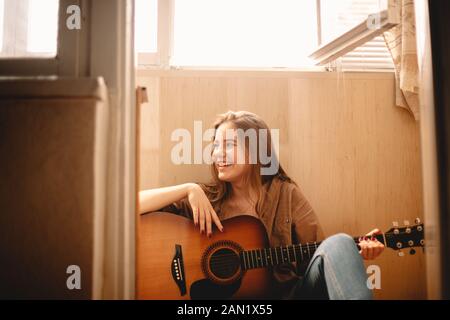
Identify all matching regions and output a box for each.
[187,183,224,237]
[359,229,385,260]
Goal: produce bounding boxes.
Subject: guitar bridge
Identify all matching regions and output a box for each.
[171,244,186,296]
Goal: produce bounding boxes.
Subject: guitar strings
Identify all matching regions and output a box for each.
[207,244,320,264]
[208,248,308,260]
[208,257,292,273]
[208,250,308,270]
[207,245,318,259]
[208,255,302,267]
[206,232,413,262]
[207,252,306,266]
[205,231,422,271]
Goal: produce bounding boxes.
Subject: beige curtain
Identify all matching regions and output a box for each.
[383,0,420,120]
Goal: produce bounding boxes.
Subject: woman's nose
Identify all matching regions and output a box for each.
[212,146,222,162]
[212,144,227,162]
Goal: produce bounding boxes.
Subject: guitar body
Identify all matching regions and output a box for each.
[137,212,273,300]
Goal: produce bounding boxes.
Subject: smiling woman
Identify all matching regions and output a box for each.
[138,110,385,300]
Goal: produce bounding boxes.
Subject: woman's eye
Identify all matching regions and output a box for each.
[212,141,234,150]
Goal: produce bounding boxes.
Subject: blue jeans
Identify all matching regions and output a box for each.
[292,233,373,300]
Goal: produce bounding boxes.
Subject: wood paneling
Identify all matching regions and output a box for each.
[137,70,425,299]
[288,75,425,299]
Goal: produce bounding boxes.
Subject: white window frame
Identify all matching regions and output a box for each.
[137,0,173,68]
[137,0,398,71]
[0,0,90,76]
[309,0,400,67]
[137,0,325,71]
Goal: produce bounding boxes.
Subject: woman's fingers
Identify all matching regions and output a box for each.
[199,206,205,234]
[359,228,385,260]
[192,205,199,226]
[373,246,383,258]
[205,206,223,237]
[366,228,382,236]
[361,250,368,260]
[205,208,212,237]
[210,208,224,232]
[360,238,385,260]
[360,240,370,260]
[367,244,374,260]
[188,187,223,237]
[367,231,385,260]
[360,240,368,259]
[373,240,385,258]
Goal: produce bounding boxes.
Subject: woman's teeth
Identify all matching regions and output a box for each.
[217,163,232,168]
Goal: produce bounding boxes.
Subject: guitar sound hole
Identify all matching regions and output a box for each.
[209,248,240,280]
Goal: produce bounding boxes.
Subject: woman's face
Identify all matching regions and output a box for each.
[212,123,252,183]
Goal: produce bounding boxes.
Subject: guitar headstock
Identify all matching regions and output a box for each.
[384,218,425,256]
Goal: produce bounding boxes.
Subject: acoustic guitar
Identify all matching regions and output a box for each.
[137,212,425,300]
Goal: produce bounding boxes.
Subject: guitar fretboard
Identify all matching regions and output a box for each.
[239,234,384,270]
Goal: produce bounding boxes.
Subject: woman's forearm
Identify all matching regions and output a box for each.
[139,183,194,214]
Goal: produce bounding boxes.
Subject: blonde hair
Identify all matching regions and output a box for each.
[201,111,295,215]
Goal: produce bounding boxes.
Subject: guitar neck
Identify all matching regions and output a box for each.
[240,234,385,271]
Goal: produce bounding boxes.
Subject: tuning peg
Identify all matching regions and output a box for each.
[410,249,416,255]
[392,221,400,234]
[415,218,421,224]
[398,251,405,257]
[404,220,410,226]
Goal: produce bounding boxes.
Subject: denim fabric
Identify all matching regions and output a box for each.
[291,233,373,300]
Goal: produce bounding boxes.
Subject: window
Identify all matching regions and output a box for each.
[27,0,59,54]
[339,36,394,71]
[135,0,158,54]
[135,0,159,65]
[172,0,317,68]
[135,0,319,68]
[134,0,396,71]
[0,0,59,58]
[320,0,387,44]
[0,0,4,51]
[311,0,396,71]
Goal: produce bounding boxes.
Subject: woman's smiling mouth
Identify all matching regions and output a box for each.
[216,162,233,169]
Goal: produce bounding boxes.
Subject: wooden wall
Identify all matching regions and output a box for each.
[137,70,426,299]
